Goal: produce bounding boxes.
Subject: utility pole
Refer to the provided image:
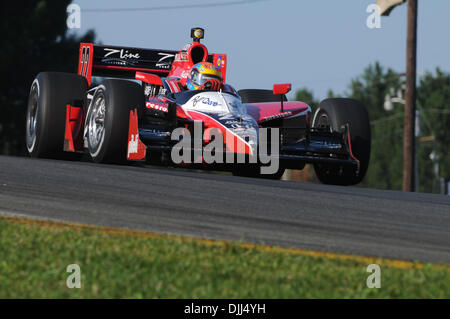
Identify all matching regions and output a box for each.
[403,0,418,192]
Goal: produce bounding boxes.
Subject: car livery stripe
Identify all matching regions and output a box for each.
[166,79,181,93]
[92,65,170,74]
[127,109,146,160]
[78,43,93,85]
[246,101,309,123]
[186,110,253,156]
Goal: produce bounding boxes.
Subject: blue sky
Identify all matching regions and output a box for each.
[70,0,450,100]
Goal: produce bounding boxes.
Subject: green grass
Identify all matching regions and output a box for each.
[0,216,448,298]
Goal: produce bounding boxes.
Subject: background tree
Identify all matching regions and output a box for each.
[416,68,450,193]
[295,87,319,110]
[0,0,95,155]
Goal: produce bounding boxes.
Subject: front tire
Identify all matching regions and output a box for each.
[86,79,144,163]
[26,72,88,159]
[312,98,371,186]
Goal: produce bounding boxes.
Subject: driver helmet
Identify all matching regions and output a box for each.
[186,62,223,90]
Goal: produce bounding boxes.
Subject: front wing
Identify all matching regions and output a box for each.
[278,125,360,173]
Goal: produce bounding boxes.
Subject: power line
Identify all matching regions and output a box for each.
[82,0,269,13]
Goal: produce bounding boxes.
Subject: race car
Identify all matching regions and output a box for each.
[25,27,371,185]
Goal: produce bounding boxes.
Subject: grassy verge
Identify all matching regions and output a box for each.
[0,215,448,298]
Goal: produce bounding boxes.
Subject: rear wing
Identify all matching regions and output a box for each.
[78,43,227,85]
[78,43,178,85]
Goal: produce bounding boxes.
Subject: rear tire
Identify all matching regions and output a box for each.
[312,98,371,186]
[26,72,88,159]
[86,79,144,163]
[238,89,287,103]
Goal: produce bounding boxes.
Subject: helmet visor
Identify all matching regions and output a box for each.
[197,73,222,86]
[191,68,222,87]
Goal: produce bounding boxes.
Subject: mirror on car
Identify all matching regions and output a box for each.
[273,83,292,95]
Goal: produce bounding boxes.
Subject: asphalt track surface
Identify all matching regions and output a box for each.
[0,155,449,264]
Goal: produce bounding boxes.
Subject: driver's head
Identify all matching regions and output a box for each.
[187,62,223,90]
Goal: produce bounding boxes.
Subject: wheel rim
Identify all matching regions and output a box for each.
[26,82,39,152]
[315,112,332,132]
[88,92,106,154]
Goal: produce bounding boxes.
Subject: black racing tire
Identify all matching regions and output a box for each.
[86,79,144,164]
[26,72,88,159]
[238,89,287,103]
[312,98,371,186]
[232,164,286,180]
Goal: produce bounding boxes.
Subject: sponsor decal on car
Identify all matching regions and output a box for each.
[146,102,168,112]
[100,48,174,69]
[128,134,139,156]
[156,52,175,69]
[127,109,146,160]
[262,111,292,122]
[103,48,140,59]
[181,70,189,79]
[223,120,255,129]
[192,96,221,107]
[101,48,141,66]
[140,128,171,138]
[216,54,224,69]
[175,52,189,62]
[144,85,152,96]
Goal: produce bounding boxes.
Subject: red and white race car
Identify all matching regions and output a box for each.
[26,28,371,185]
